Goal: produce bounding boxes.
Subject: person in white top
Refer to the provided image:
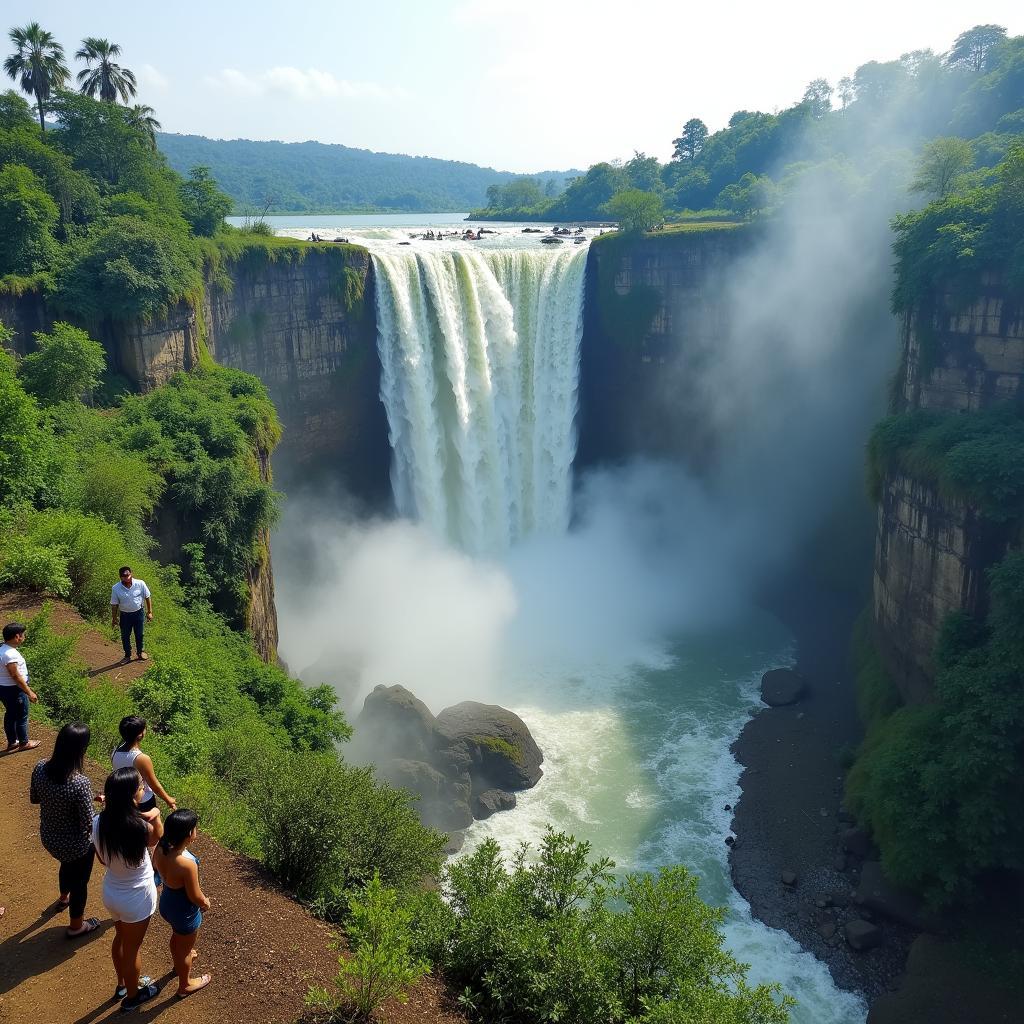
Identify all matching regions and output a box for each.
[1,621,40,753]
[93,765,163,1011]
[110,566,153,665]
[112,716,176,813]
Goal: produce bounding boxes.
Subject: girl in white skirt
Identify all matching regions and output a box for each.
[93,766,163,1011]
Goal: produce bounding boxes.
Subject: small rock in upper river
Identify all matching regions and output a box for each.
[781,869,798,887]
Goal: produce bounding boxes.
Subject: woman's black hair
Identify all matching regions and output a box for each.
[97,767,148,868]
[158,809,199,854]
[117,715,147,750]
[44,722,90,784]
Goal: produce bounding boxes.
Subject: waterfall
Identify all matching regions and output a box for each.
[372,244,588,553]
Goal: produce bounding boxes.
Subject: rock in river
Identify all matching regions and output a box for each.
[760,668,805,707]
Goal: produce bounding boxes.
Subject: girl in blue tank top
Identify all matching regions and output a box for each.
[152,809,211,999]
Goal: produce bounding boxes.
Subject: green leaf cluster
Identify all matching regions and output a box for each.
[408,830,792,1024]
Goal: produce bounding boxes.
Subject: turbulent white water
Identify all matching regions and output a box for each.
[372,244,588,552]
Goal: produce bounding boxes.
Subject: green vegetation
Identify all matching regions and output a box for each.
[307,874,429,1021]
[157,132,579,214]
[850,611,901,729]
[847,554,1024,904]
[473,734,521,764]
[866,404,1024,520]
[406,830,792,1024]
[474,25,1024,227]
[892,142,1024,313]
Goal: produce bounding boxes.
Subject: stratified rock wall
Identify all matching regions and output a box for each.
[577,229,752,467]
[874,282,1023,701]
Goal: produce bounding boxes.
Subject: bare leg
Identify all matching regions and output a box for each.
[170,931,210,995]
[111,924,125,988]
[117,918,152,999]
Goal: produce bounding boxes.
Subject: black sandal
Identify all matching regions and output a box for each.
[120,982,159,1012]
[66,917,100,939]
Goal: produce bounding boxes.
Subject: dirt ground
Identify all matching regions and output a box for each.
[0,594,464,1024]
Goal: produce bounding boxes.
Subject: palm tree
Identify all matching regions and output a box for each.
[4,22,69,132]
[75,37,136,103]
[126,104,161,149]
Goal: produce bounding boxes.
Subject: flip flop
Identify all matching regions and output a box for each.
[66,917,100,939]
[176,974,211,999]
[13,740,41,752]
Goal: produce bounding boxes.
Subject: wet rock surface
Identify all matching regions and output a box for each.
[351,685,543,838]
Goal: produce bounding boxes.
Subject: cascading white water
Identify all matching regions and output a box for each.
[372,244,588,553]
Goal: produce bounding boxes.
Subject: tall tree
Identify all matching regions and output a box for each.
[910,137,974,198]
[3,22,69,133]
[802,78,832,119]
[75,37,137,103]
[125,103,161,149]
[671,118,708,162]
[946,24,1007,72]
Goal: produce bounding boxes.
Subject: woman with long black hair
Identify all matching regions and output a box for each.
[93,766,163,1011]
[29,722,101,937]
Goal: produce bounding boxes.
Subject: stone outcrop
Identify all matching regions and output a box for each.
[873,281,1023,701]
[351,684,543,838]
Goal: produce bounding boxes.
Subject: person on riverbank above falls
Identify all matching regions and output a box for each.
[110,567,153,665]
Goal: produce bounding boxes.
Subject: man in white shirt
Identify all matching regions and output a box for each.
[1,622,40,752]
[110,566,153,665]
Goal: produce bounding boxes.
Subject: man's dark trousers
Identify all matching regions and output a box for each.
[120,609,144,658]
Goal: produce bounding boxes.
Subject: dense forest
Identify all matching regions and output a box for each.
[474,24,1024,227]
[157,132,579,214]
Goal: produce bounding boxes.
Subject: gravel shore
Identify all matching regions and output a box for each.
[729,579,915,1006]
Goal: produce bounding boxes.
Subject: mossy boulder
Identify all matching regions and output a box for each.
[434,701,543,792]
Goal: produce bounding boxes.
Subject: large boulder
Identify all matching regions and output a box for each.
[761,668,805,707]
[434,701,544,792]
[353,684,437,762]
[856,861,939,931]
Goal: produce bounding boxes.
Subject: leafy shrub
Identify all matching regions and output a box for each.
[19,607,89,722]
[19,322,107,407]
[307,874,429,1021]
[0,162,59,274]
[0,538,72,596]
[422,829,792,1024]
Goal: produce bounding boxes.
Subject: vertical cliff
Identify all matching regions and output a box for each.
[873,283,1024,700]
[577,228,752,468]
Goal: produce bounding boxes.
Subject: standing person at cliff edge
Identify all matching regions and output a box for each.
[1,622,40,753]
[111,567,152,665]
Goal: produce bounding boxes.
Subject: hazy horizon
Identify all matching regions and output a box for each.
[19,0,1024,172]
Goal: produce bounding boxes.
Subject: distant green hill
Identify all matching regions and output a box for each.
[157,133,578,214]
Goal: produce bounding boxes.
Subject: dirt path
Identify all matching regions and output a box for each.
[0,595,464,1024]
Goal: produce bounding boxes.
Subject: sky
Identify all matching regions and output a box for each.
[14,1,1024,172]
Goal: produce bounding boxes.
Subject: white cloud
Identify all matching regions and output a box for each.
[206,66,407,102]
[137,63,169,93]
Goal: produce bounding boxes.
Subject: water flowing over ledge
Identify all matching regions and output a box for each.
[371,244,588,553]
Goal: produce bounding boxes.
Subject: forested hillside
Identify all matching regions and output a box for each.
[474,24,1024,226]
[158,132,578,214]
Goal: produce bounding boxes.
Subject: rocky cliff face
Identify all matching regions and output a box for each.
[873,282,1024,700]
[1,246,391,663]
[577,229,752,468]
